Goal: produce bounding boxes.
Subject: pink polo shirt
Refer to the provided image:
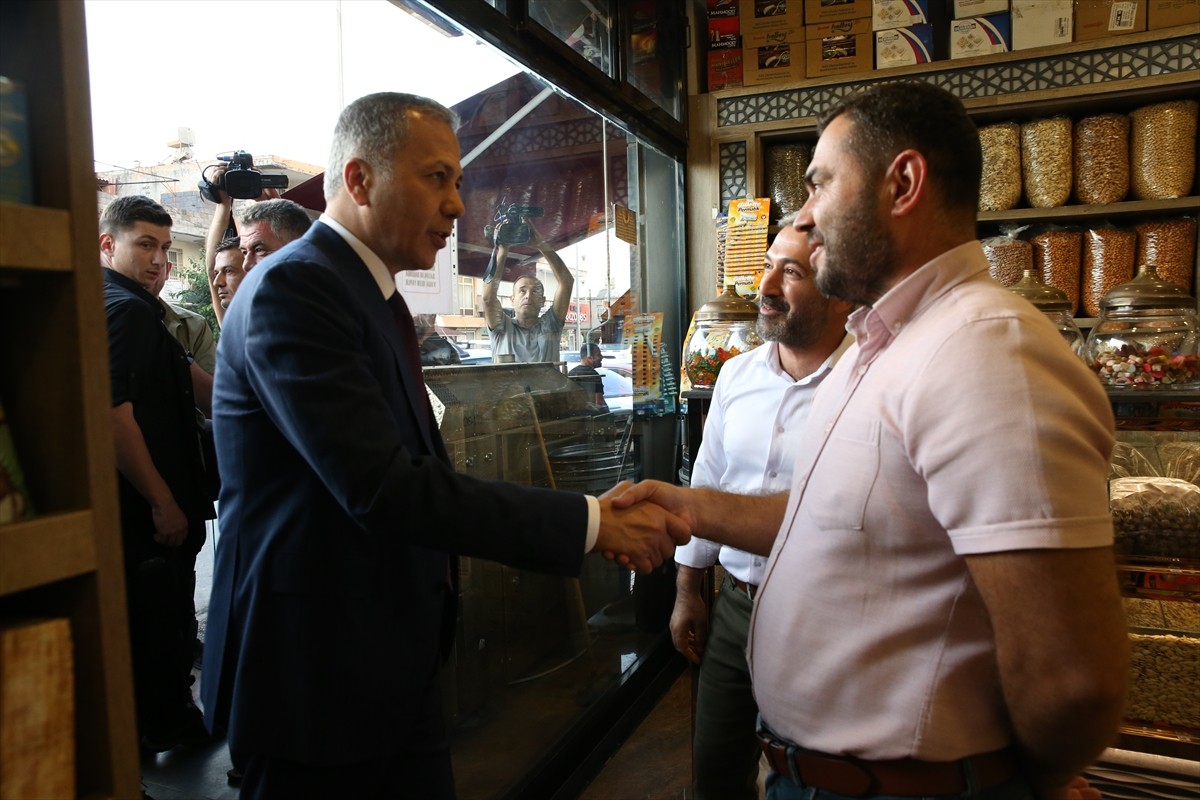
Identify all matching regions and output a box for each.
[747,241,1115,760]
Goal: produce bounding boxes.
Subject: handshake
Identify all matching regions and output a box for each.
[593,480,698,573]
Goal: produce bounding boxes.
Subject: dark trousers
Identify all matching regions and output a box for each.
[240,680,455,799]
[126,550,200,737]
[693,578,760,800]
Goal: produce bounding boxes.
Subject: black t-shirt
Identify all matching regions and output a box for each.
[567,364,604,402]
[104,269,213,559]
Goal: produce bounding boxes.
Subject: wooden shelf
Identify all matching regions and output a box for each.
[0,510,98,595]
[0,202,72,271]
[979,196,1200,226]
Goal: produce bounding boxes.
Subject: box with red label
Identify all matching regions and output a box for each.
[708,0,741,17]
[709,15,742,49]
[708,48,745,90]
[806,17,874,77]
[741,0,806,36]
[1146,0,1197,29]
[804,0,873,24]
[743,40,807,85]
[1074,0,1146,41]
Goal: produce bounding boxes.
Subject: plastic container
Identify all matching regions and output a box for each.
[1086,265,1200,389]
[683,284,763,388]
[1007,270,1086,358]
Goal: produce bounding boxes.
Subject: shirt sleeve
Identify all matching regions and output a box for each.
[107,299,160,407]
[673,371,729,569]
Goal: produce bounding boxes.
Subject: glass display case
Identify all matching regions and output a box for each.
[424,362,678,799]
[1107,415,1200,763]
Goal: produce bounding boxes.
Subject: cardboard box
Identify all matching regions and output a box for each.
[807,17,875,77]
[1075,1,1146,41]
[1147,0,1198,29]
[949,13,1011,57]
[875,23,936,67]
[708,0,741,17]
[747,24,806,46]
[805,0,873,24]
[741,0,806,36]
[708,48,745,89]
[1011,0,1073,50]
[709,16,742,49]
[873,0,931,30]
[951,0,1009,18]
[743,40,808,84]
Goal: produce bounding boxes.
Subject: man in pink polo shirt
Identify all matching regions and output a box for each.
[618,81,1127,800]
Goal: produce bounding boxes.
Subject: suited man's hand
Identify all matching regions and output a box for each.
[595,497,691,573]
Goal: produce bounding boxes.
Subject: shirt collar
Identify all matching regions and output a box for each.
[764,334,854,385]
[848,241,986,361]
[103,267,163,317]
[318,212,397,300]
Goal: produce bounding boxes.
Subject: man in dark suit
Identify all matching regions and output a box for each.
[201,92,688,800]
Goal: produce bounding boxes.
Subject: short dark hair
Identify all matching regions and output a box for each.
[100,195,172,237]
[581,343,601,359]
[238,199,311,243]
[819,81,981,217]
[216,235,241,254]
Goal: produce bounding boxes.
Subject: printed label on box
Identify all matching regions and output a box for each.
[949,13,1011,57]
[875,24,934,67]
[709,0,740,17]
[873,0,930,31]
[1108,1,1140,28]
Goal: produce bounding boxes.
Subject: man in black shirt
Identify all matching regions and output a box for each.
[100,195,214,752]
[568,343,605,408]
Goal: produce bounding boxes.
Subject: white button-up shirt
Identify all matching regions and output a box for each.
[675,336,852,584]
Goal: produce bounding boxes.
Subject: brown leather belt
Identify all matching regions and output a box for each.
[726,574,759,600]
[757,730,1018,797]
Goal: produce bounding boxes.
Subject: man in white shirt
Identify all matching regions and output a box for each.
[616,81,1127,800]
[672,220,853,800]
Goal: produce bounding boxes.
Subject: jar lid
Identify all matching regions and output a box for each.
[1100,264,1199,310]
[695,283,759,321]
[1008,270,1071,312]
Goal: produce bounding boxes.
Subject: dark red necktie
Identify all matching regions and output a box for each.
[386,291,425,383]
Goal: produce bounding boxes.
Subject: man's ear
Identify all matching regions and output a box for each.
[99,232,116,260]
[886,149,927,218]
[343,158,372,206]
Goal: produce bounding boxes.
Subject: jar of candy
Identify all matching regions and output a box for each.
[1007,270,1086,358]
[1086,264,1200,389]
[683,284,763,388]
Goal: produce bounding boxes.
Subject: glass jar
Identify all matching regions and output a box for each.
[1007,270,1086,358]
[1085,264,1200,389]
[683,284,763,388]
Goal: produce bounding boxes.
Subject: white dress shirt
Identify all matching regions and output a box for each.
[675,335,852,584]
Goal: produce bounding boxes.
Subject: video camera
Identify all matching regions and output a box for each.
[198,150,290,202]
[484,203,544,246]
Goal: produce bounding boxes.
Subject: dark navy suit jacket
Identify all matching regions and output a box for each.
[201,221,587,764]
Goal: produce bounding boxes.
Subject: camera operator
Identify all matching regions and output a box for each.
[202,163,311,328]
[482,221,574,364]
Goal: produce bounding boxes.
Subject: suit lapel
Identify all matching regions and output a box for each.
[303,223,443,457]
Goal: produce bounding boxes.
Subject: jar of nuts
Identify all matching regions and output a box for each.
[1086,265,1200,389]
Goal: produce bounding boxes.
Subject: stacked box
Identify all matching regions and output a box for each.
[1011,0,1073,50]
[1147,0,1199,30]
[872,0,931,30]
[742,0,805,39]
[1075,0,1146,41]
[805,0,873,23]
[744,40,807,84]
[875,23,936,67]
[807,17,874,77]
[950,0,1009,18]
[708,3,743,90]
[949,12,1011,58]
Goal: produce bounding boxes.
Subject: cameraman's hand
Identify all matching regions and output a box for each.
[257,186,282,201]
[208,164,232,206]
